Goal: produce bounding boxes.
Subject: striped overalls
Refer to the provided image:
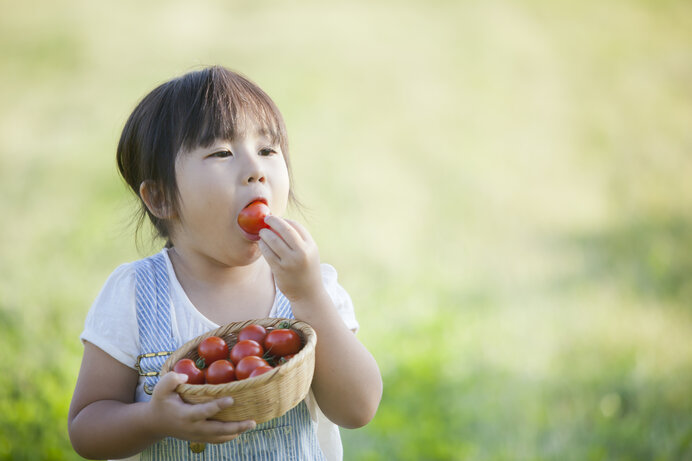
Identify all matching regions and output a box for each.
[134,253,325,460]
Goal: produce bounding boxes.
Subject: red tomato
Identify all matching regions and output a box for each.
[173,358,205,385]
[197,336,229,365]
[230,339,264,365]
[237,201,271,235]
[264,329,301,357]
[238,324,268,344]
[205,360,236,384]
[235,356,270,380]
[249,365,273,378]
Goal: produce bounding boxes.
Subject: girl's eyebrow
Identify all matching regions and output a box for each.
[254,127,278,143]
[191,142,231,156]
[207,142,232,151]
[203,136,275,153]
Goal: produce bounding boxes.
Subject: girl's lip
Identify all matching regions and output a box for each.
[239,227,261,241]
[243,197,268,209]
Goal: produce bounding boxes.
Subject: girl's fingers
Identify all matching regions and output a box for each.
[154,372,188,396]
[258,225,297,259]
[258,235,281,263]
[185,420,255,444]
[283,219,312,242]
[206,419,256,437]
[263,216,304,250]
[188,397,235,421]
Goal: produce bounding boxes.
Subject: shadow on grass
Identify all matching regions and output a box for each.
[559,213,692,306]
[342,313,692,461]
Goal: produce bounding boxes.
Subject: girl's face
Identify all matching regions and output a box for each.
[169,122,290,266]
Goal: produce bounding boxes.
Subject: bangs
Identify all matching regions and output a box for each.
[178,67,287,151]
[116,65,296,247]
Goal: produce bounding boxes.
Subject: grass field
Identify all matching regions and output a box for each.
[1,0,691,459]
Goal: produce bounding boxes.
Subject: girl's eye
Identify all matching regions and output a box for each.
[259,147,277,156]
[211,149,233,158]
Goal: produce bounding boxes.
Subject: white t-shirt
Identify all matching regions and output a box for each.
[81,248,358,461]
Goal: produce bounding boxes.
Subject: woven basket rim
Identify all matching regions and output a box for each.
[160,317,316,397]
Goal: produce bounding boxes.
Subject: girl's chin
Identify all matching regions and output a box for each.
[239,227,261,242]
[231,244,263,267]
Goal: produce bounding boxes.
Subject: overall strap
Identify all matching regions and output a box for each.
[134,252,177,395]
[274,288,294,319]
[138,278,326,460]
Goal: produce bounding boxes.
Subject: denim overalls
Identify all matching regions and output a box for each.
[133,253,325,460]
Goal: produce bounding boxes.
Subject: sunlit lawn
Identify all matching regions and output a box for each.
[1,1,691,460]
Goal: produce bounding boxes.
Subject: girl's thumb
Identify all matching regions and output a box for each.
[154,372,188,395]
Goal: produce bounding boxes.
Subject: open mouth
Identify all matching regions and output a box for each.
[237,198,271,240]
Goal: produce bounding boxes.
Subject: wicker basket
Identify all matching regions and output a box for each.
[160,318,316,424]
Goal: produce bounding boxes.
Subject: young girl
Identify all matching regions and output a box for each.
[68,66,382,460]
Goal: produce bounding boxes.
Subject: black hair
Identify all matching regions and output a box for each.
[116,66,293,246]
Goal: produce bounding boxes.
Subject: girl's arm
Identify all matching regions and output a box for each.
[259,217,383,429]
[68,342,255,459]
[293,290,383,428]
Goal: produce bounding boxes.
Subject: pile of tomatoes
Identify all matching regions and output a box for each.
[173,323,302,385]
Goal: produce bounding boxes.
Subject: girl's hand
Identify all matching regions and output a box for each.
[148,372,256,443]
[258,216,323,303]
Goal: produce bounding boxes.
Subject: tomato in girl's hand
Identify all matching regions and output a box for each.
[264,329,301,357]
[205,359,236,384]
[229,339,264,365]
[249,365,273,378]
[235,356,270,380]
[238,324,267,344]
[237,201,271,235]
[197,336,229,365]
[173,358,205,385]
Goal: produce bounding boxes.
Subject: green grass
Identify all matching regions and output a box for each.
[1,0,692,459]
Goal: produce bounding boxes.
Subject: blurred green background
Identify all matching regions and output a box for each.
[1,0,691,459]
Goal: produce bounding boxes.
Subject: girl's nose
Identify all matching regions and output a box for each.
[243,158,266,185]
[246,172,266,184]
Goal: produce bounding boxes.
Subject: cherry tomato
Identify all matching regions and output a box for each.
[264,329,301,357]
[235,356,270,380]
[205,359,236,384]
[197,336,229,365]
[229,339,264,365]
[173,358,205,385]
[237,201,271,235]
[238,324,268,344]
[249,365,274,378]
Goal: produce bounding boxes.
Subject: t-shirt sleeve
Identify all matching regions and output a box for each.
[80,263,140,369]
[320,263,359,333]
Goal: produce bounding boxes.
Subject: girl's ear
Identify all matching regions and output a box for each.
[139,180,176,219]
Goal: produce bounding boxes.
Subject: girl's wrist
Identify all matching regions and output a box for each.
[288,286,332,320]
[140,400,168,441]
